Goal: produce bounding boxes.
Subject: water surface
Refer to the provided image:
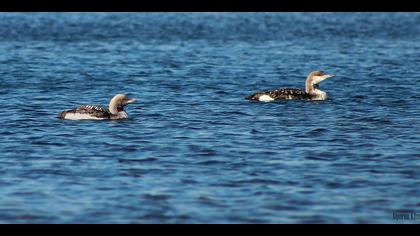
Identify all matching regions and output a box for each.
[0,13,419,223]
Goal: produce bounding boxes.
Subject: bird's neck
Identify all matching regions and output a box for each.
[305,75,314,93]
[305,81,327,100]
[305,83,319,93]
[305,78,323,95]
[305,75,328,100]
[109,102,123,115]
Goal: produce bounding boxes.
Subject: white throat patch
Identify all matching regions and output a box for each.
[312,90,328,100]
[117,111,128,119]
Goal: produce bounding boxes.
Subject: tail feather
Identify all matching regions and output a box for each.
[58,111,67,119]
[245,93,260,100]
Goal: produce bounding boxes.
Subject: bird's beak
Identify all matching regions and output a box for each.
[313,74,335,84]
[126,98,138,104]
[319,74,335,82]
[325,74,335,79]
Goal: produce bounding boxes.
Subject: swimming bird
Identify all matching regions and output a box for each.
[59,94,137,120]
[246,71,335,101]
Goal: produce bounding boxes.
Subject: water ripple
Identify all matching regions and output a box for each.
[0,12,418,223]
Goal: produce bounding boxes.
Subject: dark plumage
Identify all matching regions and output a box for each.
[246,88,313,101]
[59,105,111,119]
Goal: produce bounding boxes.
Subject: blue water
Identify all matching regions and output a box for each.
[0,13,419,224]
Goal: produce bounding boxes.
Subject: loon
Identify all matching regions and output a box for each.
[246,71,335,101]
[59,94,137,120]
